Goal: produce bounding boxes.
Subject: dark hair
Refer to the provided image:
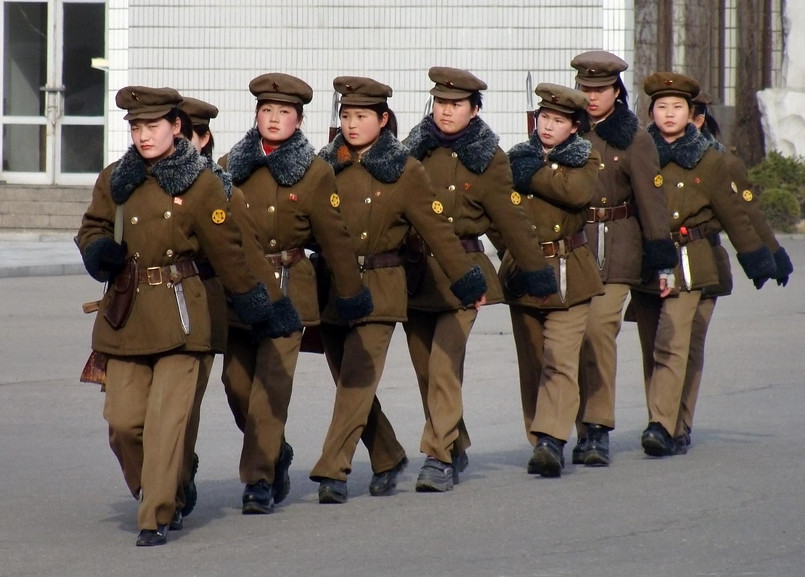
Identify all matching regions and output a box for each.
[174,109,195,141]
[255,99,304,121]
[193,124,216,158]
[468,91,484,110]
[340,102,398,137]
[613,78,629,107]
[537,106,590,136]
[693,103,721,138]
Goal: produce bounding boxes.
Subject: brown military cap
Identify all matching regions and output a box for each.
[428,66,488,99]
[249,73,313,105]
[692,90,713,105]
[535,83,589,114]
[334,76,393,105]
[179,97,219,127]
[115,86,182,121]
[571,50,628,87]
[643,72,700,100]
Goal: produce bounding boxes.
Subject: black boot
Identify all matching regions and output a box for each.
[272,441,294,505]
[583,424,610,466]
[242,480,274,514]
[527,434,565,477]
[641,422,674,457]
[571,437,587,465]
[369,456,408,496]
[136,524,168,547]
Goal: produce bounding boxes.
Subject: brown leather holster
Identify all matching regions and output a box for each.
[104,259,138,329]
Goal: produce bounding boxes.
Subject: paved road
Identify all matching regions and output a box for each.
[0,238,803,576]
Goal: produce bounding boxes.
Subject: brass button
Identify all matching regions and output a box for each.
[134,252,141,259]
[601,197,607,204]
[246,203,250,208]
[613,156,619,162]
[165,249,174,258]
[551,163,559,170]
[599,163,605,170]
[268,205,276,213]
[163,211,172,219]
[527,194,534,200]
[130,216,138,225]
[531,224,537,231]
[375,191,381,197]
[672,211,680,219]
[447,216,454,222]
[451,152,458,158]
[364,198,372,204]
[269,239,278,247]
[448,184,456,192]
[553,224,561,232]
[360,232,368,240]
[274,271,281,279]
[677,182,684,188]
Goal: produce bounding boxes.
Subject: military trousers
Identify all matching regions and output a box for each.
[630,289,702,436]
[676,296,717,437]
[577,282,630,433]
[222,326,301,485]
[105,352,203,530]
[310,321,407,482]
[403,307,477,464]
[509,302,590,444]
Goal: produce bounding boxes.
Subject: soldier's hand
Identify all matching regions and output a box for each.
[753,276,769,290]
[777,274,789,287]
[100,240,128,277]
[473,294,487,310]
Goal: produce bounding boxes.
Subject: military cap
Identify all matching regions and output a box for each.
[249,73,313,105]
[334,76,393,105]
[179,97,219,127]
[115,86,182,121]
[692,90,713,105]
[428,66,488,99]
[643,72,700,100]
[571,50,628,87]
[535,83,589,114]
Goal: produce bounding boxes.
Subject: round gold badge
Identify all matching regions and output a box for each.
[330,193,340,208]
[211,209,226,224]
[511,191,522,206]
[432,200,444,214]
[742,190,754,202]
[654,174,663,188]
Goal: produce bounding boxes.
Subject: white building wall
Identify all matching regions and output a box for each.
[106,0,636,160]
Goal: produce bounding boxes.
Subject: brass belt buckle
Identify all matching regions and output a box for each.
[146,266,163,285]
[541,241,557,258]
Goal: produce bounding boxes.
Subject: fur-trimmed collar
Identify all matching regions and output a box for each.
[318,129,408,183]
[702,129,726,153]
[405,116,499,174]
[110,138,206,204]
[226,128,315,187]
[648,123,710,169]
[203,156,233,200]
[508,133,592,194]
[587,104,638,150]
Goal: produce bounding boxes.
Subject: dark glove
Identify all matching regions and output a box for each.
[252,297,303,340]
[99,241,128,278]
[773,247,793,287]
[753,276,769,290]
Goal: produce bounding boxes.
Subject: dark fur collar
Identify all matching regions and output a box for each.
[226,128,314,187]
[588,104,638,150]
[319,129,408,183]
[648,123,710,169]
[405,116,499,174]
[702,129,726,153]
[110,138,206,204]
[507,133,591,194]
[203,156,233,200]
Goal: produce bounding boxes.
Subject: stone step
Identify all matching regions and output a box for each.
[0,185,91,232]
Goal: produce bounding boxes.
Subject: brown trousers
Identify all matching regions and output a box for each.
[631,289,702,435]
[404,308,477,464]
[310,322,407,482]
[677,296,717,436]
[510,303,590,444]
[105,353,202,530]
[221,327,301,485]
[577,283,630,433]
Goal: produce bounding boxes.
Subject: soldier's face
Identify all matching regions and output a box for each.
[651,96,692,142]
[129,117,180,163]
[432,97,478,134]
[537,109,578,149]
[256,101,302,146]
[340,107,388,152]
[579,84,619,121]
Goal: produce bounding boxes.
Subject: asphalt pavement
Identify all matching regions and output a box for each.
[0,233,804,577]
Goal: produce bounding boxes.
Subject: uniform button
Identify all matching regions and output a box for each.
[553,224,561,232]
[246,203,250,208]
[274,271,281,279]
[599,163,605,170]
[551,163,559,170]
[165,249,174,258]
[360,232,368,240]
[269,239,278,247]
[130,216,138,225]
[672,211,680,219]
[531,225,537,231]
[448,217,454,222]
[677,182,684,188]
[364,197,372,204]
[604,226,609,233]
[134,252,141,259]
[448,184,456,192]
[163,211,172,219]
[601,197,607,204]
[268,205,276,213]
[613,156,619,161]
[375,191,381,197]
[527,194,534,199]
[451,152,458,158]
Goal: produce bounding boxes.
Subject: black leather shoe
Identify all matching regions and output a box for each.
[528,435,565,477]
[672,435,688,455]
[318,478,348,504]
[450,448,469,485]
[169,510,183,531]
[571,437,587,465]
[641,422,674,457]
[584,424,610,466]
[369,456,408,496]
[136,525,168,547]
[242,480,274,514]
[415,457,454,492]
[272,441,294,505]
[180,452,199,517]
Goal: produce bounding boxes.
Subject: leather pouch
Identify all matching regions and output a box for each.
[104,259,138,329]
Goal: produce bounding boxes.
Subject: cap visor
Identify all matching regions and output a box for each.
[429,87,473,99]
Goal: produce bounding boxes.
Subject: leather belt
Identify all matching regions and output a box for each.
[195,259,216,280]
[460,236,484,253]
[671,225,707,245]
[540,230,588,258]
[138,260,198,285]
[358,251,403,271]
[587,203,634,223]
[265,247,305,268]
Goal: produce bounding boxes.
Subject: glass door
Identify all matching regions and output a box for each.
[1,0,105,185]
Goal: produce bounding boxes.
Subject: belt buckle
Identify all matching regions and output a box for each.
[146,266,163,285]
[541,241,557,258]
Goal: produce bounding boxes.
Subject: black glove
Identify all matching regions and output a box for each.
[753,276,769,290]
[773,247,793,287]
[99,240,128,278]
